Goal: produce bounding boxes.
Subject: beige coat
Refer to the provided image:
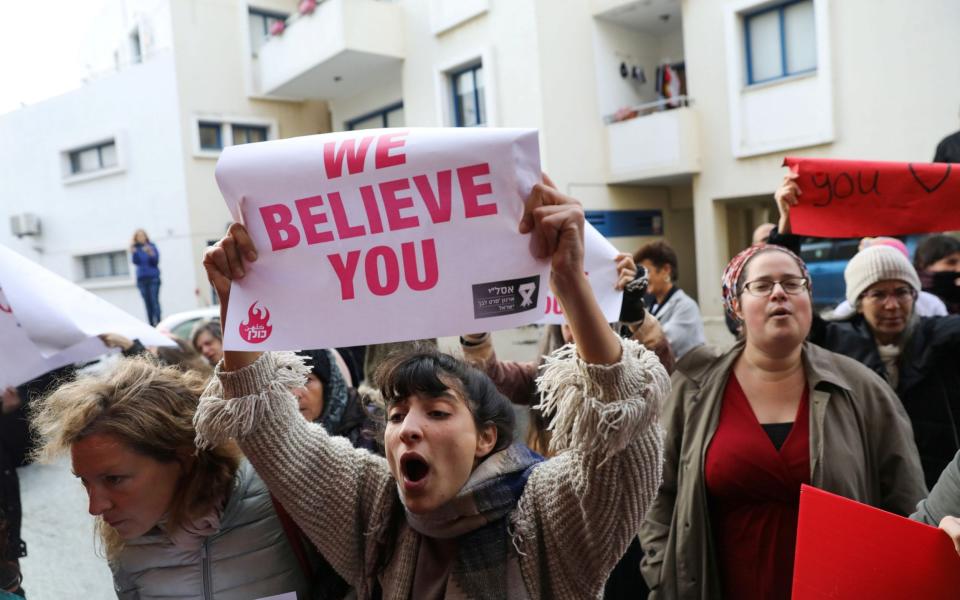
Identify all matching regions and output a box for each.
[639,340,926,600]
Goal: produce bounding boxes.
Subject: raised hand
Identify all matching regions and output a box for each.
[202,223,261,370]
[774,168,801,234]
[518,173,586,286]
[615,253,637,291]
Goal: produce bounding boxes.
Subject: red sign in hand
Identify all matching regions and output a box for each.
[783,157,960,237]
[792,485,960,599]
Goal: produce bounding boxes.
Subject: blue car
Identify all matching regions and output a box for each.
[800,235,924,311]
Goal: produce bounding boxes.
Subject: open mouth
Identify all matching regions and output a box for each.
[401,453,430,483]
[769,307,791,317]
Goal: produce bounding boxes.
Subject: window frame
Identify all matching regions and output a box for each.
[248,6,289,57]
[198,121,224,151]
[231,123,269,145]
[248,6,288,37]
[79,250,131,281]
[345,102,405,131]
[743,0,816,85]
[450,63,485,127]
[67,140,118,175]
[193,117,276,158]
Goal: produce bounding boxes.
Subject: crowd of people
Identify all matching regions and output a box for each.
[1,166,960,600]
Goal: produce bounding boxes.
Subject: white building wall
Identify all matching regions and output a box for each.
[0,50,195,321]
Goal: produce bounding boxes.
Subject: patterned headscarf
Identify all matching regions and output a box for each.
[721,243,811,319]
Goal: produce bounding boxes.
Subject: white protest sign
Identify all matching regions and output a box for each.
[0,287,119,389]
[539,222,623,325]
[215,128,547,350]
[0,244,174,358]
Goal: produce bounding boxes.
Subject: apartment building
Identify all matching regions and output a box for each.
[3,0,958,342]
[0,0,330,320]
[254,0,953,342]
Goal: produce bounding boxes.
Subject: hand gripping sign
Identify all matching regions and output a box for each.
[539,222,623,325]
[783,157,960,237]
[215,128,547,350]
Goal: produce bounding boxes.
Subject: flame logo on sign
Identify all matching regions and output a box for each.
[239,301,273,343]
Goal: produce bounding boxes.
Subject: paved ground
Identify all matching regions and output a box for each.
[15,325,545,598]
[18,457,116,599]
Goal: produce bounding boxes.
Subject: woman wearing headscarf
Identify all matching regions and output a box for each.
[294,349,379,453]
[639,243,925,600]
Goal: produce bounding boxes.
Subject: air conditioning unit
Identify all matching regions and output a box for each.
[10,213,41,238]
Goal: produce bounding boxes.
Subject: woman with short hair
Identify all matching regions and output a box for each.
[190,320,223,367]
[640,243,925,600]
[633,240,705,359]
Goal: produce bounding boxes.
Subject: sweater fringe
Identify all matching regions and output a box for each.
[194,352,310,450]
[534,339,669,463]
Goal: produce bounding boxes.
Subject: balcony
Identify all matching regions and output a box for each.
[605,100,700,185]
[257,0,404,100]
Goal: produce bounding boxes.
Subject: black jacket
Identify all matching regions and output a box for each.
[0,413,26,561]
[809,314,960,488]
[934,130,960,163]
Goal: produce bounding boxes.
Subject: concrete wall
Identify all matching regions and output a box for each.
[0,51,194,320]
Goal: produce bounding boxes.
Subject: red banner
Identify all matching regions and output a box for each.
[792,485,960,599]
[784,157,960,237]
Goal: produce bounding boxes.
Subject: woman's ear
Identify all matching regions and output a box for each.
[475,423,498,459]
[732,297,744,323]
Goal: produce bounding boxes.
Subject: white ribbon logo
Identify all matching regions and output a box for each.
[518,282,537,308]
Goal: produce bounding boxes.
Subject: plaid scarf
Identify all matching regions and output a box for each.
[405,442,543,599]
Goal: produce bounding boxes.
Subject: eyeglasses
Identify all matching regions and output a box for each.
[860,287,917,305]
[741,277,809,297]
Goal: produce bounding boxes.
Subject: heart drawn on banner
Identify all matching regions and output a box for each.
[907,163,952,193]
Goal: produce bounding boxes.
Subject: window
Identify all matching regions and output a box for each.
[68,141,118,175]
[248,7,288,57]
[451,64,485,127]
[196,120,273,154]
[198,122,223,150]
[744,0,816,85]
[81,251,129,280]
[346,102,405,130]
[232,124,268,145]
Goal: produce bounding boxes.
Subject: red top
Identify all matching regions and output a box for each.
[705,373,810,600]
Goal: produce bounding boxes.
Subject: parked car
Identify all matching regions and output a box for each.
[800,235,924,312]
[155,306,219,341]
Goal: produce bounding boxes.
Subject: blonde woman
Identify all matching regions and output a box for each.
[31,357,348,599]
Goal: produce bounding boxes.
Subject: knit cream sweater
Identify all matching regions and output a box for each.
[194,338,667,599]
